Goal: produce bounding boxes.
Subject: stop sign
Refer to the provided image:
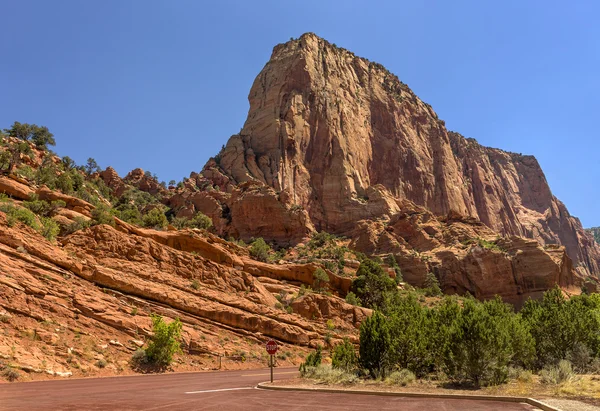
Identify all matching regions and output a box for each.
[266,339,278,355]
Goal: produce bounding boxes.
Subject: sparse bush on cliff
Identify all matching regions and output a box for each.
[312,268,329,292]
[172,212,212,230]
[91,204,115,227]
[2,367,20,382]
[249,237,270,262]
[0,203,40,231]
[63,217,92,235]
[41,217,60,241]
[142,208,168,230]
[345,291,361,306]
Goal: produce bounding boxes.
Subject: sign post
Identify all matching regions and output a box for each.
[265,339,278,383]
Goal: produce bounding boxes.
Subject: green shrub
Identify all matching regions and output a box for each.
[115,204,142,225]
[508,367,533,383]
[95,359,108,368]
[142,208,168,230]
[299,345,322,375]
[15,165,34,180]
[0,204,40,231]
[91,204,115,227]
[307,231,335,249]
[131,348,148,365]
[41,217,60,241]
[312,268,329,292]
[298,284,312,297]
[386,369,416,386]
[521,287,600,369]
[384,254,403,283]
[385,293,437,377]
[64,217,92,235]
[171,213,212,230]
[55,173,74,194]
[188,212,212,229]
[144,314,183,368]
[249,238,270,262]
[345,291,361,306]
[442,297,533,387]
[331,338,358,372]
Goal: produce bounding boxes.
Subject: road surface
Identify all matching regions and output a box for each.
[0,367,541,410]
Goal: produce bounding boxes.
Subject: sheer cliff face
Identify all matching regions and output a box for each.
[209,33,599,277]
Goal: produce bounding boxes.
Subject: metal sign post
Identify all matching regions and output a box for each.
[265,339,278,383]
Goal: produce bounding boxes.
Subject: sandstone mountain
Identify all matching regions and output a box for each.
[183,33,598,280]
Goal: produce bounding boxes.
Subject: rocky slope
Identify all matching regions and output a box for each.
[184,33,598,280]
[0,170,369,382]
[587,227,600,245]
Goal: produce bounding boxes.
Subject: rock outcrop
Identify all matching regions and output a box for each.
[199,32,599,278]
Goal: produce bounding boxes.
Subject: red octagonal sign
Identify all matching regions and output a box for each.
[266,339,278,355]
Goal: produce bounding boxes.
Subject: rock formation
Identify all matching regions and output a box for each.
[193,33,599,279]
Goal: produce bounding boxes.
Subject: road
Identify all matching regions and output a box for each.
[0,367,541,410]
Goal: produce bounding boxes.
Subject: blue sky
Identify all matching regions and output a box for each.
[1,1,598,226]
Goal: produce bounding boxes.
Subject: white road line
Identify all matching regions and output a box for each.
[185,387,253,394]
[240,371,298,377]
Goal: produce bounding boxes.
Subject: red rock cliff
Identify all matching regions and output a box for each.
[203,33,598,278]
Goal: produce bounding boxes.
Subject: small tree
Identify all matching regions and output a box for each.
[345,291,361,306]
[312,268,329,292]
[299,345,322,375]
[142,208,168,230]
[423,272,442,296]
[31,126,55,148]
[91,204,115,227]
[0,140,33,174]
[351,259,396,309]
[442,297,533,386]
[384,254,403,283]
[144,314,183,367]
[249,238,270,262]
[188,212,212,230]
[359,311,391,378]
[85,158,100,175]
[332,338,358,371]
[4,122,55,149]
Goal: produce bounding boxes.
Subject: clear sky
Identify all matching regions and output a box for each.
[1,1,598,226]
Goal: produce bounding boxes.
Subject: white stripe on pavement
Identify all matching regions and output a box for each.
[185,387,253,394]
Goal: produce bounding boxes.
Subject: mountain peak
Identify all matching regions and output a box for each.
[200,34,599,278]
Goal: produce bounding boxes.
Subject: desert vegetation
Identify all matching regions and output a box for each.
[301,275,600,388]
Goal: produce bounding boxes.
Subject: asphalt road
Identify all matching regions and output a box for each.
[0,367,541,411]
